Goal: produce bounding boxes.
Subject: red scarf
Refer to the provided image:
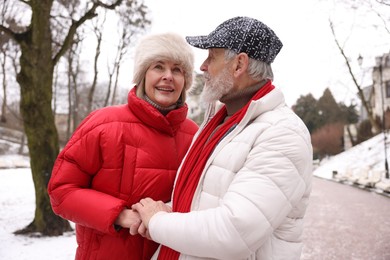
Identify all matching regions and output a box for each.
[158,81,274,259]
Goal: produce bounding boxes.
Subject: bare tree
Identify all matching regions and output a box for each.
[52,63,60,116]
[327,0,389,134]
[105,1,150,106]
[87,11,106,113]
[66,42,75,138]
[0,47,7,123]
[0,0,7,123]
[329,20,381,133]
[0,42,18,123]
[0,0,150,236]
[0,3,22,123]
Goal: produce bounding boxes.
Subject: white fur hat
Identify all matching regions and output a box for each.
[133,32,195,97]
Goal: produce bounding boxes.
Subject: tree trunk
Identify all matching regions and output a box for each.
[66,51,73,141]
[346,125,357,147]
[1,51,7,123]
[18,134,25,155]
[14,0,71,236]
[87,29,102,113]
[329,20,381,134]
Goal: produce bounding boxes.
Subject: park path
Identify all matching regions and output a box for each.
[301,177,390,260]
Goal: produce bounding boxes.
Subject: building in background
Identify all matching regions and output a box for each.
[359,52,390,124]
[345,52,390,151]
[372,53,390,127]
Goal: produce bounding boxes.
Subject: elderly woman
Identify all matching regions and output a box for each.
[47,32,198,260]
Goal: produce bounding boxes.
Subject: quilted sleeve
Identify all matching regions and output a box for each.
[47,111,127,235]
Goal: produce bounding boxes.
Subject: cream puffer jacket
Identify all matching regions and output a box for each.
[149,88,313,260]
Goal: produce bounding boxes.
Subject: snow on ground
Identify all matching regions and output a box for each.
[0,133,389,259]
[0,154,30,169]
[0,166,76,260]
[314,133,389,180]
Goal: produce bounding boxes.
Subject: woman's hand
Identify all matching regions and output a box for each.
[132,198,172,229]
[115,208,141,231]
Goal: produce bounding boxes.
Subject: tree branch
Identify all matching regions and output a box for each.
[374,9,390,34]
[375,0,390,7]
[95,0,124,10]
[19,0,30,5]
[329,18,381,133]
[329,20,362,99]
[52,0,124,65]
[0,24,17,41]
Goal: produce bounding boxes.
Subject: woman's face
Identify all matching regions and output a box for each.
[144,60,185,107]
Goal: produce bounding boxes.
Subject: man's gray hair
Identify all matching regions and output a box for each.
[224,49,274,81]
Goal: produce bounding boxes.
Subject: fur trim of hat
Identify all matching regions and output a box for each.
[133,32,195,102]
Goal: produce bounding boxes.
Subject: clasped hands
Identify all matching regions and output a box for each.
[115,198,171,239]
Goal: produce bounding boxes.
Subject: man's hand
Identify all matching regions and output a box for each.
[132,198,172,229]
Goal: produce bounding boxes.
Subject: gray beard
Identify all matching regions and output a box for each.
[200,68,234,104]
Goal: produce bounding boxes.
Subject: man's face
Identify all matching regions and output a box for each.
[200,48,234,103]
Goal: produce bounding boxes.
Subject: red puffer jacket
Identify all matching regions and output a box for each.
[48,88,198,260]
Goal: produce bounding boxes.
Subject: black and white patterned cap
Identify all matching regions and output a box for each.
[186,16,283,64]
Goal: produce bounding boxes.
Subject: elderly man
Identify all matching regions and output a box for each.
[132,16,313,260]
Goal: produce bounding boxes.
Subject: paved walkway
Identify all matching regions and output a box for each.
[302,177,390,260]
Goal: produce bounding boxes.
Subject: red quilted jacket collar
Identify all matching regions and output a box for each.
[127,87,189,136]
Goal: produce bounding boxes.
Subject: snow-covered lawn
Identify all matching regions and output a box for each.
[0,167,76,260]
